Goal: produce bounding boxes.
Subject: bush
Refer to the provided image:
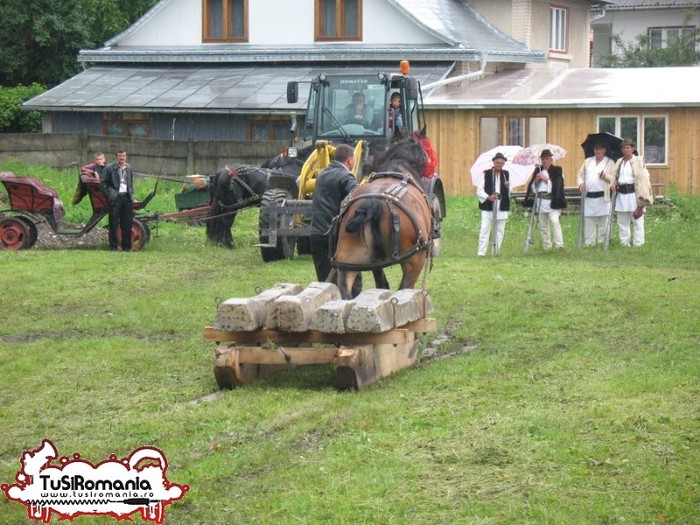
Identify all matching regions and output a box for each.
[0,84,45,133]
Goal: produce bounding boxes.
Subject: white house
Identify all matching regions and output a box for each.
[24,0,602,141]
[592,0,700,66]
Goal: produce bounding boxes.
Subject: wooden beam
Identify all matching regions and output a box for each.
[204,326,416,345]
[332,337,419,390]
[237,346,338,365]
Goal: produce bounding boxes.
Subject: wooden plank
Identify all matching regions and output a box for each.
[332,334,419,390]
[404,317,437,333]
[213,346,250,389]
[237,346,338,365]
[204,326,413,345]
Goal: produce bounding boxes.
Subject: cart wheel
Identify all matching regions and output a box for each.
[258,189,296,262]
[15,216,39,249]
[0,217,32,250]
[116,219,150,251]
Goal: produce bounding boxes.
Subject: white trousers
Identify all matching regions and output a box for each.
[478,217,507,256]
[616,211,645,246]
[584,215,609,246]
[538,209,563,249]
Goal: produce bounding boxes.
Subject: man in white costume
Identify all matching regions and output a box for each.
[524,150,567,250]
[576,143,615,246]
[612,139,653,247]
[476,152,511,256]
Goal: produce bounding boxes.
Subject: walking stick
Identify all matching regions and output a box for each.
[522,192,541,254]
[492,192,500,256]
[577,186,586,249]
[603,188,616,251]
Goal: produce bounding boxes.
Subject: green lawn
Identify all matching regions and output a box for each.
[1,161,698,524]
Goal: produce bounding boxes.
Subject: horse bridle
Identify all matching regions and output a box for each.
[217,164,263,210]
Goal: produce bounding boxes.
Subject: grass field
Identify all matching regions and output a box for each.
[1,161,698,524]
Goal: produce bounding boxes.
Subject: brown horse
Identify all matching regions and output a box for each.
[331,135,434,299]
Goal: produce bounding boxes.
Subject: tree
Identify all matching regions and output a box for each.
[0,0,90,88]
[81,0,159,50]
[0,0,159,88]
[0,85,45,132]
[599,14,700,68]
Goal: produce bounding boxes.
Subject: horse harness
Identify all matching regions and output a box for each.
[332,171,433,271]
[217,164,264,210]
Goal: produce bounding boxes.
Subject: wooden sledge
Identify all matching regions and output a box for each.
[204,283,436,390]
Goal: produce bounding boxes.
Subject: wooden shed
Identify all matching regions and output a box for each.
[423,67,700,195]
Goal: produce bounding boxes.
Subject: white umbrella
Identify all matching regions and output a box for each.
[470,145,533,189]
[512,143,567,166]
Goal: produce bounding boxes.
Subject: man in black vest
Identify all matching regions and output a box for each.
[476,152,511,256]
[525,149,567,250]
[100,149,135,251]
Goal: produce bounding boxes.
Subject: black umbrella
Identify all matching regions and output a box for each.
[580,132,623,162]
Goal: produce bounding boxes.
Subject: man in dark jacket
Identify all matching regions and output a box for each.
[525,149,567,250]
[310,144,361,296]
[100,149,135,251]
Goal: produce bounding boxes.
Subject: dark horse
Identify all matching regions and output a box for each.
[206,164,270,248]
[331,135,435,299]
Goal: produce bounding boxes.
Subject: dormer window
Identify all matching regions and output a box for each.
[203,0,248,42]
[315,0,362,41]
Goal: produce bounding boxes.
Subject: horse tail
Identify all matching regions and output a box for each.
[345,199,385,257]
[345,199,382,233]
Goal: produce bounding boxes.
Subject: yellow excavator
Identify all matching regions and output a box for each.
[257,61,445,262]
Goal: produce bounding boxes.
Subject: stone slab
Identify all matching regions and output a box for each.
[213,283,303,331]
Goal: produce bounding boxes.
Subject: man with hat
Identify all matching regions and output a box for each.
[576,142,615,246]
[476,152,511,256]
[524,149,567,250]
[611,138,653,247]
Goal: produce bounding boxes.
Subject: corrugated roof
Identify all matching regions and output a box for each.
[385,0,544,60]
[23,64,452,113]
[605,0,700,8]
[425,67,700,108]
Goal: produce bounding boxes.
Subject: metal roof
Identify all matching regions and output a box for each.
[424,67,700,108]
[605,0,700,8]
[385,0,545,61]
[23,64,452,113]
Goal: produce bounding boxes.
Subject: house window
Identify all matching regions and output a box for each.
[549,6,568,52]
[648,26,695,48]
[480,116,547,151]
[246,117,292,140]
[104,113,150,138]
[203,0,248,42]
[597,115,667,164]
[315,0,362,41]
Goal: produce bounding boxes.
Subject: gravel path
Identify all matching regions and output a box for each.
[35,220,108,249]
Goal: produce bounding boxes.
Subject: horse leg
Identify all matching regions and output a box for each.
[372,269,390,290]
[222,213,236,249]
[337,270,360,300]
[206,205,224,245]
[398,254,427,290]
